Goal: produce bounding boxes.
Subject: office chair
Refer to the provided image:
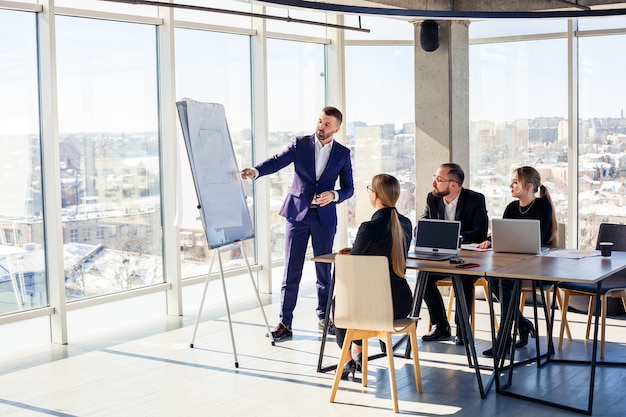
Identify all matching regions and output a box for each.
[558,223,626,359]
[329,255,422,413]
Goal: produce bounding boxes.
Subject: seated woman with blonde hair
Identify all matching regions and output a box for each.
[478,165,558,356]
[334,173,413,379]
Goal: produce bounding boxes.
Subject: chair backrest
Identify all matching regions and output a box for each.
[595,223,626,251]
[558,223,566,249]
[333,255,396,332]
[596,223,626,283]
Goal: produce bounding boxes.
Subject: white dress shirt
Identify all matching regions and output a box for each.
[444,194,459,221]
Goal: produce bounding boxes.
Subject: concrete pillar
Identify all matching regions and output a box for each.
[414,20,470,201]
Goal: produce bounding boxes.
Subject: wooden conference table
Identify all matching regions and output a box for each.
[485,250,626,415]
[314,249,529,399]
[314,249,626,414]
[404,250,531,399]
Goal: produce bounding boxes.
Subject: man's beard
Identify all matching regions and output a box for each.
[316,131,333,141]
[433,188,450,198]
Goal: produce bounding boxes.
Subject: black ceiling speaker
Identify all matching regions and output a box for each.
[420,20,439,52]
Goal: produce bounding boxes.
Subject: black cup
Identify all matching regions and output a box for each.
[599,242,613,257]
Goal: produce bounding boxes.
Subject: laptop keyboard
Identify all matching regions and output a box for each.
[411,252,455,261]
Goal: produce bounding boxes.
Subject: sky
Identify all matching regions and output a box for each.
[1,9,625,137]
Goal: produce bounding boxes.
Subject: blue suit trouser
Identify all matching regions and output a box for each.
[280,209,335,327]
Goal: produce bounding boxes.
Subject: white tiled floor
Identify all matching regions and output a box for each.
[1,263,625,416]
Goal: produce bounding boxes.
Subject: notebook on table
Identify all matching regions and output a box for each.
[411,219,461,261]
[491,218,551,255]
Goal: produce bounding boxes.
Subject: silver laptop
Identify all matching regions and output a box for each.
[411,219,461,261]
[491,218,551,255]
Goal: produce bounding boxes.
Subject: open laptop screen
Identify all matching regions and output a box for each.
[414,219,461,255]
[491,218,549,255]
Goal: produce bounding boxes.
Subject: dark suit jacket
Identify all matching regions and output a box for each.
[350,207,413,282]
[420,188,488,244]
[255,134,354,228]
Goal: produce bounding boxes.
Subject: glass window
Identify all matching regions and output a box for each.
[174,28,253,277]
[578,34,626,249]
[469,19,566,39]
[0,10,46,315]
[266,39,325,258]
[265,6,327,38]
[174,0,252,28]
[469,39,569,232]
[55,0,158,17]
[578,16,626,31]
[345,15,414,41]
[55,16,162,300]
[345,45,415,243]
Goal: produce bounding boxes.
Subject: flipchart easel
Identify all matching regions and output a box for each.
[188,205,275,368]
[177,99,274,367]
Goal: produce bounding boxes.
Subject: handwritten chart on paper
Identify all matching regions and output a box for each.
[176,98,254,248]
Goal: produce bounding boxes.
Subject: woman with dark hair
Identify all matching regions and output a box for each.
[478,166,558,356]
[334,173,413,378]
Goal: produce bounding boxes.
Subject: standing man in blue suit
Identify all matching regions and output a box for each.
[241,106,354,340]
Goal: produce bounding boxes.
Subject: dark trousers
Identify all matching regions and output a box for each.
[423,273,476,333]
[490,278,527,333]
[280,209,336,327]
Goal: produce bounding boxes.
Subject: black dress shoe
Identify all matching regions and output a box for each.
[318,319,336,335]
[454,335,465,346]
[516,317,536,348]
[422,325,451,342]
[266,322,292,341]
[483,340,511,357]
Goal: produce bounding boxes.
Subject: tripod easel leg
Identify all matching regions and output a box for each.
[189,241,274,368]
[189,251,217,348]
[217,249,239,368]
[240,244,275,346]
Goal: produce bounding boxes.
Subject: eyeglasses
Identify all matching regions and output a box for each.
[432,175,454,184]
[366,185,374,193]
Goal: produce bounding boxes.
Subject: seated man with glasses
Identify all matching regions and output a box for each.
[420,163,489,345]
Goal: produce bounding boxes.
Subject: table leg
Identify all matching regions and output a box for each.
[452,275,494,398]
[403,271,428,358]
[490,280,600,415]
[317,266,336,373]
[492,278,522,387]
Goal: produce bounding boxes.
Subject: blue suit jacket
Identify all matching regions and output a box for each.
[254,134,354,228]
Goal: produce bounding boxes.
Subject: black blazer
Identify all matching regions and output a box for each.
[350,207,412,281]
[419,188,489,244]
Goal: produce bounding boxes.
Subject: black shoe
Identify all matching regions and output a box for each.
[318,319,336,336]
[341,360,356,380]
[454,335,465,346]
[422,325,451,342]
[516,318,536,348]
[483,340,512,357]
[266,322,292,341]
